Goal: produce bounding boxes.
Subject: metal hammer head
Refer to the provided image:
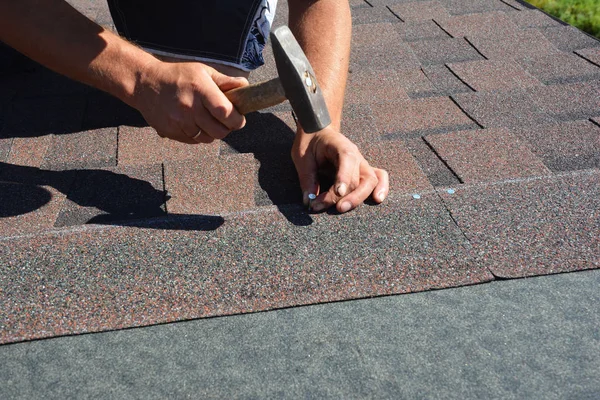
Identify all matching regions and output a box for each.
[270,26,331,133]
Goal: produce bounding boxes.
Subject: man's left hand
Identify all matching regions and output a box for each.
[291,127,389,213]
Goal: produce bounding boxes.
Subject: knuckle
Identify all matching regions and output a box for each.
[211,103,232,121]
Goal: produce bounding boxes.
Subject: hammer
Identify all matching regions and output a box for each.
[224,26,331,133]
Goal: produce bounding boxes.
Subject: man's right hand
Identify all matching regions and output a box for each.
[133,60,249,144]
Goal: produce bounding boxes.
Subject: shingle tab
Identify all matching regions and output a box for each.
[452,89,555,129]
[421,65,474,95]
[439,171,600,278]
[164,154,257,215]
[507,9,563,28]
[345,69,411,104]
[54,164,166,227]
[0,183,67,237]
[439,12,519,38]
[373,97,477,136]
[394,20,452,42]
[388,1,451,22]
[408,38,485,66]
[42,128,117,170]
[518,52,600,85]
[118,125,219,165]
[404,137,461,186]
[437,0,514,15]
[351,23,421,70]
[447,60,542,91]
[575,47,600,67]
[538,26,600,52]
[528,81,600,121]
[468,29,561,60]
[341,104,381,146]
[0,138,12,162]
[7,135,52,168]
[351,5,399,25]
[512,120,600,171]
[362,140,433,196]
[425,128,551,183]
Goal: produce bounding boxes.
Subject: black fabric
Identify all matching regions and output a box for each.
[107,0,262,63]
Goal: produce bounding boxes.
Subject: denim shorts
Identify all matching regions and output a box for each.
[107,0,278,71]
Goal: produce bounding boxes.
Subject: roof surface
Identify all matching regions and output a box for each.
[1,0,599,352]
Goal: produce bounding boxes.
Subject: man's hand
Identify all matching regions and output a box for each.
[292,127,389,213]
[134,60,249,144]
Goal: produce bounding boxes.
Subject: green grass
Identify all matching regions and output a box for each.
[527,0,600,38]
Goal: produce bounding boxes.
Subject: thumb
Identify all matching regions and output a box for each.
[295,156,320,207]
[210,70,249,93]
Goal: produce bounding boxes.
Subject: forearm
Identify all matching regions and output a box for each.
[0,0,156,106]
[288,0,351,132]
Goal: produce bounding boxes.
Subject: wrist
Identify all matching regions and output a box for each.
[95,31,159,109]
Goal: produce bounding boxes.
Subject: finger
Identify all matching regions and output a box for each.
[212,71,249,92]
[194,107,232,140]
[333,149,361,197]
[295,156,320,207]
[157,129,198,144]
[191,130,215,144]
[203,72,247,131]
[372,168,389,203]
[336,170,379,213]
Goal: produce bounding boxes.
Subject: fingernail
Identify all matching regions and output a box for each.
[340,202,352,213]
[378,191,386,202]
[336,183,348,197]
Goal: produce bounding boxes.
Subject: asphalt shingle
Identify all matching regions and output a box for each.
[394,20,452,42]
[351,23,421,70]
[425,128,551,183]
[408,37,485,66]
[54,164,166,227]
[538,25,600,52]
[388,1,451,22]
[511,120,600,171]
[575,47,600,67]
[2,0,600,350]
[117,125,220,166]
[42,128,117,170]
[438,11,519,38]
[447,59,542,91]
[467,29,561,60]
[439,171,600,278]
[6,135,53,168]
[421,64,474,95]
[452,89,554,129]
[0,196,493,344]
[518,52,600,84]
[0,182,66,237]
[164,154,258,215]
[373,97,478,137]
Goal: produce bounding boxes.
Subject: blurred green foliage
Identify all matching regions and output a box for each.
[527,0,600,38]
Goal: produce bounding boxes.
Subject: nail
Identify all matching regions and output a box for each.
[336,183,348,197]
[308,193,317,211]
[378,191,386,202]
[340,201,352,213]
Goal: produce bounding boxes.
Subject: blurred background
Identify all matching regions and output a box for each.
[527,0,600,38]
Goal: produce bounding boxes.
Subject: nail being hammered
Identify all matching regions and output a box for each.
[308,193,317,211]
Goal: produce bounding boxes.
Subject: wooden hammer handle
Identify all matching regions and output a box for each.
[224,78,287,115]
